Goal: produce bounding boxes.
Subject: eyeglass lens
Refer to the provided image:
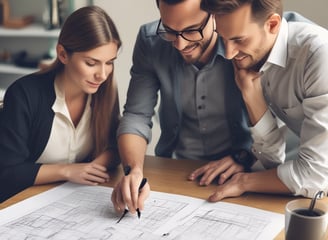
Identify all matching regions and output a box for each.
[156,14,210,42]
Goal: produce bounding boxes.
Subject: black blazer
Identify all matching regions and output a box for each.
[0,71,57,202]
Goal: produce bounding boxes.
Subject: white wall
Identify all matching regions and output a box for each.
[92,0,159,112]
[93,0,160,155]
[283,0,328,28]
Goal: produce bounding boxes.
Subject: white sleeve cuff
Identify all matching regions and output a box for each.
[277,161,315,197]
[250,110,277,139]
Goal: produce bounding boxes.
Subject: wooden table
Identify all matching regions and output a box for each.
[1,155,324,239]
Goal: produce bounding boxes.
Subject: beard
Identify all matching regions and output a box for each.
[179,42,201,64]
[233,56,257,70]
[233,53,267,72]
[178,31,214,65]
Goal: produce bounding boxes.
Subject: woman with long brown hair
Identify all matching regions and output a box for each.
[0,5,122,202]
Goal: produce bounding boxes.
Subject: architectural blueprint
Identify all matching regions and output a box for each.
[0,182,284,239]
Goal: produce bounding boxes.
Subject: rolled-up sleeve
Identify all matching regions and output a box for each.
[252,22,328,197]
[250,109,286,168]
[278,94,328,197]
[117,26,160,143]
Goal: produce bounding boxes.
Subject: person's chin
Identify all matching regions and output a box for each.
[180,46,200,63]
[181,52,201,64]
[84,86,99,94]
[85,82,101,92]
[233,59,250,69]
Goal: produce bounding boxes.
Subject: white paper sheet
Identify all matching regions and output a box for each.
[0,182,284,239]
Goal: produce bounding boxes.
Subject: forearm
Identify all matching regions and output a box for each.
[34,164,68,185]
[92,149,120,170]
[242,91,268,126]
[234,67,268,126]
[118,133,147,173]
[241,168,291,194]
[208,166,292,202]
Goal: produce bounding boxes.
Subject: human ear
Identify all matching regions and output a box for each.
[266,13,281,34]
[56,44,69,64]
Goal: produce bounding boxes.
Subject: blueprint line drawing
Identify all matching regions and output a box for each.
[0,183,284,240]
[166,203,275,240]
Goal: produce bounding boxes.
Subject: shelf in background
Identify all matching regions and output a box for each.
[0,23,60,38]
[0,63,38,75]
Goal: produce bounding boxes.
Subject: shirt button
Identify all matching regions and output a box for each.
[201,95,206,100]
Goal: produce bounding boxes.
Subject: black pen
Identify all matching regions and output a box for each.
[137,177,147,218]
[116,165,132,223]
[123,165,147,218]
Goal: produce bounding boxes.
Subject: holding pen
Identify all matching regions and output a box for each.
[136,177,148,218]
[116,165,148,223]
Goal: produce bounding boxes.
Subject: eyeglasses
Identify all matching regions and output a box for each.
[156,14,211,42]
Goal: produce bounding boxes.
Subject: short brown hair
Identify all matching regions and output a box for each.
[201,0,282,24]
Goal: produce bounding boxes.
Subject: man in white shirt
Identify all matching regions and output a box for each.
[201,0,328,201]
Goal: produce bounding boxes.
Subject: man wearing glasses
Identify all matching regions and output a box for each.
[111,0,308,214]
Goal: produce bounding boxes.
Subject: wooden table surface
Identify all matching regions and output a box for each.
[1,155,325,239]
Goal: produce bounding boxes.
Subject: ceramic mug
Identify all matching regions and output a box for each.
[285,198,328,240]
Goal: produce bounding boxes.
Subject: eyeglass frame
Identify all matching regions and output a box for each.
[156,13,211,42]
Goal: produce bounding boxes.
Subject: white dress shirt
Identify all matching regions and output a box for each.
[251,18,328,197]
[37,79,92,164]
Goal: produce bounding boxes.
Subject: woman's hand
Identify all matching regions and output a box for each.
[61,162,110,185]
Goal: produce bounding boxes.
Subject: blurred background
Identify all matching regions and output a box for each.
[0,0,327,155]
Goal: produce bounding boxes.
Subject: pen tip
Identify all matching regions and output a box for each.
[137,208,141,218]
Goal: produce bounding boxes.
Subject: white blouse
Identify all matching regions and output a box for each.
[36,79,92,164]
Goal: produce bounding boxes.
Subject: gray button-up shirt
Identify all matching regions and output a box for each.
[176,59,231,160]
[118,20,252,160]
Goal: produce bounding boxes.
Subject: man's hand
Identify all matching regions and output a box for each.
[111,168,150,214]
[188,156,244,185]
[207,168,291,202]
[233,63,268,126]
[233,62,262,98]
[207,172,247,202]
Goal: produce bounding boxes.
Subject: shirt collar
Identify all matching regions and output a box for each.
[201,36,228,69]
[52,77,67,114]
[52,78,91,117]
[191,36,226,69]
[260,18,288,72]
